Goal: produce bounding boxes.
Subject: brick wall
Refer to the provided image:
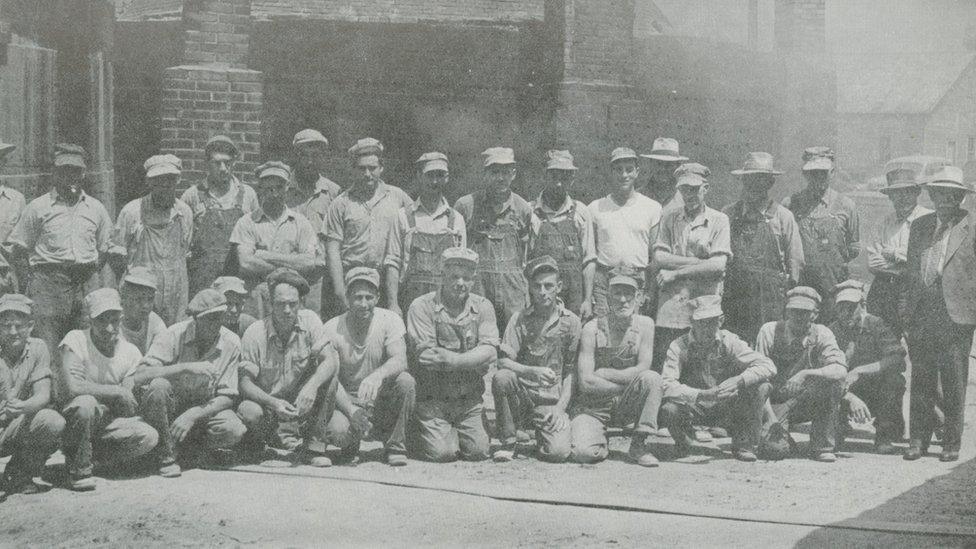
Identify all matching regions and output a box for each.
[558,0,634,84]
[183,0,252,67]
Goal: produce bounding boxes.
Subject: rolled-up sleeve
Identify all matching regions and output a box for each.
[661,340,699,405]
[708,212,732,259]
[406,298,437,355]
[214,344,240,398]
[475,299,500,348]
[727,333,776,385]
[384,210,408,271]
[238,325,264,381]
[499,312,523,360]
[324,199,346,243]
[5,202,38,251]
[815,326,848,370]
[578,204,597,265]
[653,214,675,254]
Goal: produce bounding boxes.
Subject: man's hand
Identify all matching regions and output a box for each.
[272,398,299,420]
[294,385,318,417]
[418,348,456,370]
[527,367,558,387]
[3,398,26,418]
[170,408,202,443]
[115,386,139,416]
[656,269,677,287]
[349,406,372,437]
[867,255,888,271]
[846,393,872,424]
[357,372,384,405]
[696,387,720,406]
[579,300,593,322]
[543,410,569,432]
[880,247,898,262]
[716,376,742,401]
[784,371,808,398]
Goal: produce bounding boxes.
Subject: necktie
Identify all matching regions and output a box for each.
[922,221,949,287]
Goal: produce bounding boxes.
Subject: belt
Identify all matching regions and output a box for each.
[33,262,97,277]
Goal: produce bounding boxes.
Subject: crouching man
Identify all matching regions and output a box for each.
[0,294,65,493]
[492,256,580,463]
[659,295,775,462]
[131,289,247,477]
[756,287,848,462]
[321,267,415,466]
[406,247,498,462]
[236,268,340,467]
[570,272,663,467]
[59,289,159,491]
[830,280,906,454]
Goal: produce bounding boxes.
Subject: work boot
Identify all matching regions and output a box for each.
[708,426,729,438]
[385,452,408,467]
[693,427,713,443]
[2,468,44,495]
[940,449,959,462]
[733,448,757,462]
[296,448,332,468]
[492,444,516,463]
[903,440,927,461]
[874,440,897,455]
[159,462,182,478]
[629,435,659,467]
[69,475,96,492]
[812,451,836,463]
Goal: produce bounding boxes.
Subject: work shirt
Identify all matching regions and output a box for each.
[322,308,406,395]
[233,313,258,339]
[528,195,597,267]
[0,338,52,425]
[755,321,847,388]
[229,207,320,287]
[654,206,732,329]
[0,186,26,244]
[120,311,168,355]
[288,174,342,229]
[722,200,805,282]
[588,192,662,269]
[828,312,905,374]
[662,329,776,405]
[60,329,141,386]
[240,309,333,399]
[783,187,861,262]
[384,197,467,272]
[499,303,581,401]
[110,196,193,259]
[868,205,931,276]
[179,177,259,218]
[325,181,413,270]
[6,190,112,266]
[142,320,241,398]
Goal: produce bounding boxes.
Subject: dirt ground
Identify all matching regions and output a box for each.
[1,378,974,547]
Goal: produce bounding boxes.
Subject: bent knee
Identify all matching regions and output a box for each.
[570,444,608,464]
[538,442,572,463]
[33,409,67,436]
[393,372,416,395]
[236,400,265,425]
[63,395,99,419]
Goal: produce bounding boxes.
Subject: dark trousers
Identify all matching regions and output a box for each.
[769,378,844,454]
[907,321,973,452]
[652,327,689,374]
[0,409,65,479]
[491,369,571,462]
[27,268,90,358]
[660,382,770,452]
[842,371,905,444]
[237,375,339,453]
[61,395,159,477]
[325,372,416,457]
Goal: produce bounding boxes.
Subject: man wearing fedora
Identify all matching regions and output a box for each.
[900,166,975,462]
[722,152,804,343]
[639,137,689,212]
[866,167,931,334]
[0,141,25,296]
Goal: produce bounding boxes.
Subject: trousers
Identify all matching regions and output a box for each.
[27,269,90,357]
[907,321,972,452]
[61,395,159,477]
[768,378,844,454]
[0,409,65,479]
[660,382,770,452]
[413,394,489,462]
[491,369,571,462]
[841,370,905,444]
[324,372,416,457]
[236,375,339,454]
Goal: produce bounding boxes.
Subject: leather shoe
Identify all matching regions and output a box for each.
[939,450,959,462]
[903,442,926,461]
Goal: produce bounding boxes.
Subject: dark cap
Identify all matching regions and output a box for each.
[266,267,310,297]
[204,135,239,159]
[524,255,560,280]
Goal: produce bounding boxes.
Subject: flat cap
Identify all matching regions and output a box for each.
[345,266,381,290]
[348,137,384,157]
[255,161,292,182]
[690,294,723,320]
[54,143,86,169]
[785,286,821,311]
[640,137,688,162]
[266,267,310,297]
[292,129,328,147]
[609,273,640,290]
[441,246,479,267]
[85,288,123,319]
[546,149,578,171]
[0,294,33,316]
[524,255,560,280]
[0,141,16,157]
[924,165,973,193]
[833,279,865,304]
[212,276,247,296]
[675,162,711,187]
[416,151,449,174]
[186,288,227,318]
[610,147,638,164]
[204,135,239,158]
[801,146,834,171]
[482,147,516,167]
[731,152,782,176]
[144,154,182,179]
[122,266,158,291]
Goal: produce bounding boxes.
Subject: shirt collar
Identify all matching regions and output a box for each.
[50,188,88,204]
[266,314,311,345]
[686,327,722,348]
[482,189,515,214]
[534,194,574,216]
[253,207,296,224]
[179,320,231,360]
[433,291,479,317]
[412,196,451,219]
[680,206,711,228]
[522,301,570,330]
[144,193,183,220]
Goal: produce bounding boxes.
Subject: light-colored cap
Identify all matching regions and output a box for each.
[640,137,688,162]
[204,135,239,158]
[546,149,578,171]
[882,168,918,192]
[0,142,16,157]
[0,294,33,316]
[674,162,710,187]
[54,143,86,169]
[524,255,560,280]
[833,279,865,304]
[186,288,227,318]
[441,246,479,267]
[144,154,182,179]
[292,129,328,147]
[212,276,247,296]
[85,288,123,319]
[482,147,516,167]
[731,152,782,176]
[345,266,381,290]
[348,137,384,157]
[609,274,640,290]
[610,147,638,164]
[690,294,723,320]
[801,146,834,171]
[785,286,821,311]
[416,151,449,174]
[255,161,292,182]
[924,165,973,193]
[122,266,158,291]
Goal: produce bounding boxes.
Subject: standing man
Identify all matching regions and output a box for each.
[325,138,412,312]
[182,135,260,297]
[385,152,465,317]
[526,150,596,318]
[492,256,580,463]
[588,147,662,318]
[653,163,731,372]
[755,287,847,462]
[130,289,247,477]
[455,147,531,330]
[0,141,26,294]
[118,267,168,355]
[110,154,193,325]
[829,280,905,454]
[901,166,975,462]
[406,247,498,462]
[59,289,159,491]
[783,147,860,323]
[639,137,688,211]
[866,168,931,333]
[5,144,113,355]
[231,161,321,318]
[211,276,257,338]
[569,273,663,467]
[321,267,415,466]
[0,294,65,494]
[723,152,804,342]
[660,295,775,462]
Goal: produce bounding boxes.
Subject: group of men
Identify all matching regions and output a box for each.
[0,130,972,495]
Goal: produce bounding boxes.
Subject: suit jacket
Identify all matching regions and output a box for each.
[902,210,976,326]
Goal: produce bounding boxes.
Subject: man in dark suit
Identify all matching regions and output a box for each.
[900,165,976,462]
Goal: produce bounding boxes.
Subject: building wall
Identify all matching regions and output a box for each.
[836,113,926,182]
[923,61,976,166]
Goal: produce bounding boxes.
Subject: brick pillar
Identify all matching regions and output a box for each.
[159,0,262,191]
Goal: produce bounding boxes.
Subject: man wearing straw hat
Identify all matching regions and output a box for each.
[639,137,689,212]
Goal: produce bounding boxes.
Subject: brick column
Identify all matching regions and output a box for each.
[159,0,262,191]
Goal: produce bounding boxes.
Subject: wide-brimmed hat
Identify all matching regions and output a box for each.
[880,168,919,193]
[640,137,688,162]
[923,165,973,193]
[731,152,783,176]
